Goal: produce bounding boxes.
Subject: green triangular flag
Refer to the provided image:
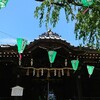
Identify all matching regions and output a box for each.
[71,60,79,71]
[48,50,57,63]
[0,0,8,8]
[17,38,27,53]
[81,0,93,7]
[87,65,94,76]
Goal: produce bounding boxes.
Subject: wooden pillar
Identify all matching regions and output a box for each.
[47,80,49,100]
[76,75,83,100]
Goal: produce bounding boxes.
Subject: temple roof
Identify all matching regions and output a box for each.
[36,29,65,41]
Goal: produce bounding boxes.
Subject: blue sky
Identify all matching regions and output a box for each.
[0,0,82,46]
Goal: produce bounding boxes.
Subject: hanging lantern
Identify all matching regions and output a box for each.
[47,70,50,77]
[58,70,61,77]
[18,57,21,66]
[71,60,79,71]
[33,69,35,76]
[87,65,94,77]
[48,50,57,64]
[17,38,27,54]
[81,0,94,7]
[41,69,43,76]
[26,68,29,76]
[17,38,27,66]
[54,69,56,76]
[67,69,70,76]
[31,59,33,66]
[61,69,64,76]
[36,70,40,77]
[65,59,67,66]
[0,0,8,9]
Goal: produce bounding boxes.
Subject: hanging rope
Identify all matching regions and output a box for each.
[0,30,16,39]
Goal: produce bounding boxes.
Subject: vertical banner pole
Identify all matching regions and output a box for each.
[47,79,49,100]
[50,63,52,67]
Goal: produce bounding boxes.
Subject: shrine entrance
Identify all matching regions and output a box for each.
[23,77,76,100]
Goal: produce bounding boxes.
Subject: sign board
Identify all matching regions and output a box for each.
[11,86,24,96]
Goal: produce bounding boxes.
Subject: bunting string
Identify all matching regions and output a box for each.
[23,67,73,77]
[24,65,97,78]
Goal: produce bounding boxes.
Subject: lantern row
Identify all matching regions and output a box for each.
[17,38,95,78]
[25,67,71,77]
[22,64,94,78]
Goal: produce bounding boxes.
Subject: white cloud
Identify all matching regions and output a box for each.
[0,38,31,45]
[0,38,16,45]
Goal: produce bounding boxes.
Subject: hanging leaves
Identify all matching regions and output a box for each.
[34,0,100,49]
[0,0,8,8]
[71,60,79,71]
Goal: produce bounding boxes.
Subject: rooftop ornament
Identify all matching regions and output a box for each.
[39,30,62,40]
[0,0,8,9]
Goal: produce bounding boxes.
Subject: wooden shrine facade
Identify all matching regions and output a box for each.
[0,30,100,100]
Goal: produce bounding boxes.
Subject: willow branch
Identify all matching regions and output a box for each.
[51,1,100,11]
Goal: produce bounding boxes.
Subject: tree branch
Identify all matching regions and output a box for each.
[51,1,100,10]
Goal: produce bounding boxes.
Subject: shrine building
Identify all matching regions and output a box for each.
[0,30,100,100]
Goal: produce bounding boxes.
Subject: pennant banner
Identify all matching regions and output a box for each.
[48,50,57,63]
[71,60,79,71]
[0,0,8,8]
[87,65,94,76]
[17,38,27,53]
[81,0,94,7]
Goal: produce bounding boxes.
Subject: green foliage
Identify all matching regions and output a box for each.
[34,0,100,49]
